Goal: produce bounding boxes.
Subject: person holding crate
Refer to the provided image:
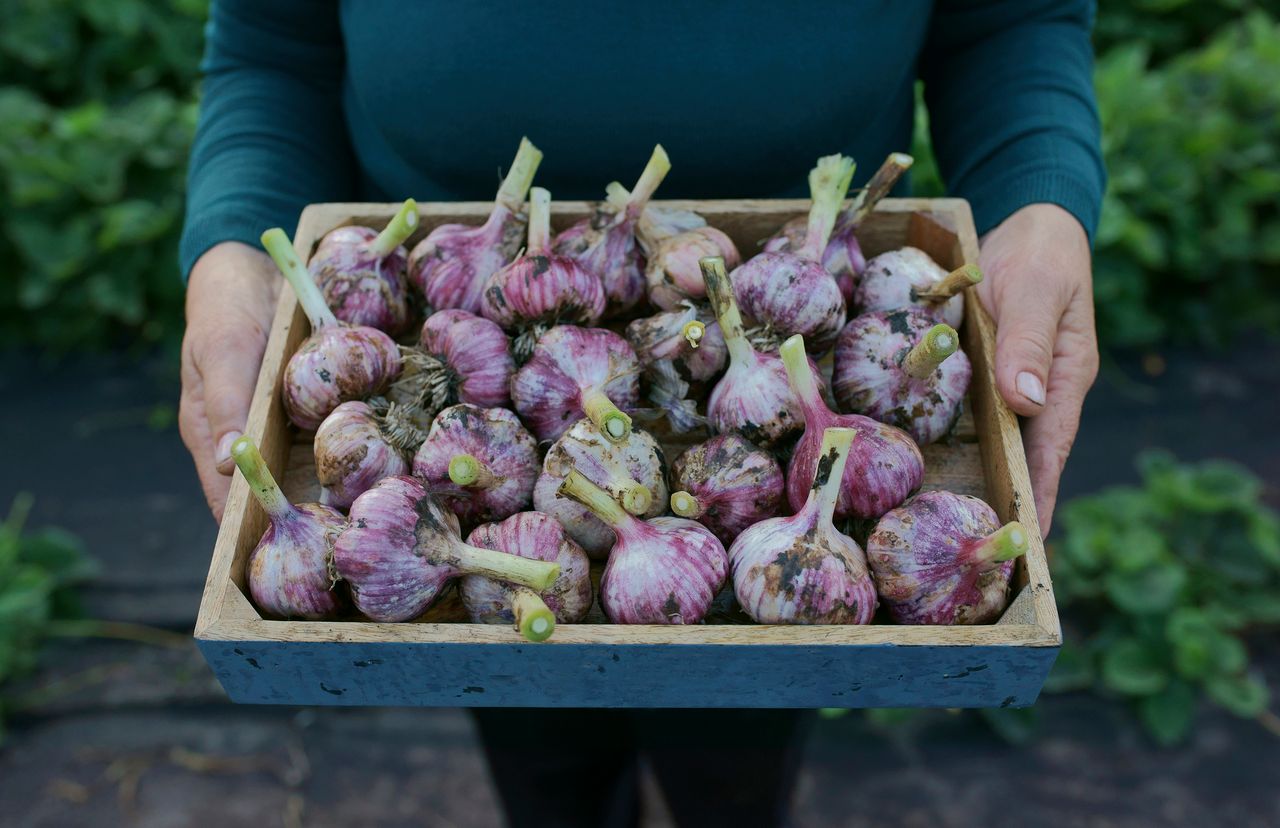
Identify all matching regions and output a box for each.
[178,2,1105,826]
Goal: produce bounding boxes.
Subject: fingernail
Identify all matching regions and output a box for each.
[215,431,242,474]
[1016,372,1046,406]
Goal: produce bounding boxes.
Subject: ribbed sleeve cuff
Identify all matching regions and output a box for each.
[960,167,1103,246]
[179,210,278,281]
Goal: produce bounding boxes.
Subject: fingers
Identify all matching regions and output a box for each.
[197,327,269,475]
[178,348,232,521]
[990,272,1070,417]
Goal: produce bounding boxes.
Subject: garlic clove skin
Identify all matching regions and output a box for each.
[412,404,539,526]
[853,248,980,329]
[669,434,785,545]
[645,226,742,311]
[833,308,972,445]
[419,309,516,409]
[625,302,727,383]
[730,251,848,354]
[866,490,1029,625]
[314,400,413,510]
[310,199,418,335]
[533,419,668,559]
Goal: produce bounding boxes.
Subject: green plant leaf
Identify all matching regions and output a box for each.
[1138,680,1197,747]
[1104,563,1188,615]
[979,707,1040,746]
[1205,674,1271,717]
[1101,637,1170,696]
[1043,642,1095,693]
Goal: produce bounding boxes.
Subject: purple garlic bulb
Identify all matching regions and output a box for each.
[534,419,668,559]
[481,187,607,359]
[867,490,1030,625]
[729,427,877,624]
[833,309,972,445]
[632,199,741,310]
[511,325,641,444]
[409,137,542,313]
[462,511,594,641]
[412,404,539,526]
[701,256,821,449]
[780,334,923,520]
[262,228,402,431]
[314,400,418,509]
[730,154,854,354]
[625,301,727,383]
[557,470,727,624]
[334,475,560,622]
[552,145,671,315]
[230,437,348,619]
[310,199,418,335]
[764,153,914,303]
[853,250,981,330]
[669,434,784,545]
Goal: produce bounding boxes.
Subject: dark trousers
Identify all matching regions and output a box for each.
[471,708,811,828]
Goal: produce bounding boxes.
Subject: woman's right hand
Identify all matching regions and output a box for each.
[179,242,281,522]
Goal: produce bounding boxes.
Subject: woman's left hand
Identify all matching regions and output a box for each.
[976,203,1099,536]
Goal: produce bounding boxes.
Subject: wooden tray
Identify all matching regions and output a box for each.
[195,198,1060,708]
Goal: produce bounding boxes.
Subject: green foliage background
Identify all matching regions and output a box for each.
[1,0,1278,350]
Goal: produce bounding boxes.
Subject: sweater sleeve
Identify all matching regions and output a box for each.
[920,0,1105,242]
[179,0,356,278]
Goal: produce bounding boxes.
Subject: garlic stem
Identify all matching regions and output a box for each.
[700,256,754,366]
[850,153,913,225]
[616,477,653,516]
[526,187,552,254]
[505,584,556,642]
[448,453,498,490]
[901,324,959,380]
[605,181,630,208]
[495,137,544,214]
[811,427,857,526]
[669,491,705,519]
[681,319,705,350]
[917,264,983,301]
[779,334,822,411]
[450,541,561,592]
[625,144,672,219]
[261,228,338,330]
[230,436,292,522]
[557,469,634,529]
[800,154,856,262]
[968,521,1031,567]
[369,198,420,257]
[581,387,633,443]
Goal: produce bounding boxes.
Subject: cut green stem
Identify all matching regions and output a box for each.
[557,470,635,530]
[506,585,556,642]
[230,436,292,522]
[850,153,913,225]
[968,522,1031,567]
[700,256,755,366]
[369,199,419,257]
[779,334,822,412]
[917,263,983,301]
[451,542,561,592]
[261,228,338,330]
[526,187,552,254]
[496,137,544,214]
[669,491,705,519]
[681,319,706,350]
[810,427,857,526]
[581,387,632,443]
[625,145,671,219]
[800,154,856,261]
[449,454,498,489]
[901,324,959,380]
[616,477,653,516]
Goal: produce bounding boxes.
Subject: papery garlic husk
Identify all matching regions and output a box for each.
[231,437,348,620]
[334,475,560,622]
[645,225,741,311]
[262,228,403,431]
[729,427,876,624]
[412,404,539,526]
[866,490,1029,625]
[730,154,853,353]
[833,309,972,445]
[853,249,980,329]
[669,434,784,545]
[557,470,726,624]
[639,359,707,435]
[780,334,923,520]
[701,256,820,448]
[311,199,418,335]
[462,511,594,641]
[552,145,671,316]
[481,187,607,358]
[534,419,668,559]
[409,137,542,313]
[625,301,727,382]
[314,400,417,509]
[511,325,641,444]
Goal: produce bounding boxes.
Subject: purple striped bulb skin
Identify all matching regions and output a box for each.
[787,412,923,521]
[763,215,865,304]
[866,491,1016,625]
[645,227,741,311]
[534,420,668,558]
[707,349,821,449]
[419,309,515,408]
[853,247,964,328]
[552,212,646,316]
[670,435,784,545]
[283,325,402,431]
[314,401,411,509]
[412,404,539,525]
[409,207,525,314]
[625,303,727,382]
[248,503,348,620]
[333,475,462,622]
[833,309,972,445]
[310,226,412,335]
[462,511,594,624]
[480,253,606,333]
[601,517,727,625]
[730,252,847,354]
[511,326,642,444]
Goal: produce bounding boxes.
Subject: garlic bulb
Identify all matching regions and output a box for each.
[409,137,542,313]
[833,309,972,445]
[669,434,784,545]
[853,249,981,330]
[557,470,727,624]
[261,228,402,431]
[629,198,742,311]
[729,427,876,624]
[310,199,418,334]
[625,301,727,383]
[314,400,417,509]
[230,437,348,620]
[866,490,1029,625]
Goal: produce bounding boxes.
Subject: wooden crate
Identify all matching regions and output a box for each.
[195,198,1061,708]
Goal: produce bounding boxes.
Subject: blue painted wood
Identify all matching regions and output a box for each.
[196,639,1060,709]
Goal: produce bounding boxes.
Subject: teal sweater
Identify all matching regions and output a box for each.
[180,1,1105,277]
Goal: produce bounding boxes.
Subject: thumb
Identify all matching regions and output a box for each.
[990,278,1066,418]
[200,331,268,475]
